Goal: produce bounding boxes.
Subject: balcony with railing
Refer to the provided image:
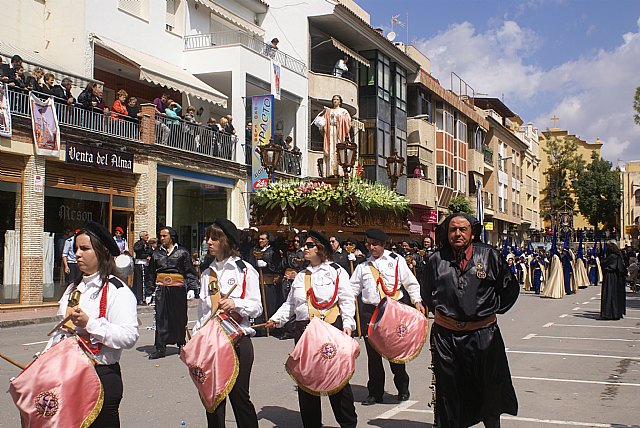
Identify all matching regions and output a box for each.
[155,114,236,160]
[483,191,494,213]
[407,176,437,208]
[8,87,140,141]
[184,31,306,76]
[483,146,494,168]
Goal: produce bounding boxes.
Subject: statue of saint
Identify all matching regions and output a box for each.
[316,95,351,177]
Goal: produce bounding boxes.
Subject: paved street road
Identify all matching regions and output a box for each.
[2,285,640,427]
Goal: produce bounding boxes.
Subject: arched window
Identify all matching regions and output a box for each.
[635,189,640,206]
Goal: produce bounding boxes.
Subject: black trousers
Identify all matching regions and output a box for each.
[91,363,123,428]
[154,285,187,349]
[361,304,409,399]
[294,320,357,428]
[206,337,258,428]
[133,264,147,303]
[66,263,80,285]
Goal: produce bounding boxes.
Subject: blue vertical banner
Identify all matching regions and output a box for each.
[251,94,274,191]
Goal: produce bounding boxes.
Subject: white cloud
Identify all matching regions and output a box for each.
[414,18,640,163]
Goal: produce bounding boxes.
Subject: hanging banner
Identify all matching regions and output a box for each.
[251,94,274,191]
[271,60,281,101]
[29,93,60,157]
[0,83,12,138]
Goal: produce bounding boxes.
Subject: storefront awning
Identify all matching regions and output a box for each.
[93,36,227,107]
[195,0,265,37]
[331,37,369,67]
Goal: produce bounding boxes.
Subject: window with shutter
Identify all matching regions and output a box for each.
[118,0,149,21]
[166,0,176,32]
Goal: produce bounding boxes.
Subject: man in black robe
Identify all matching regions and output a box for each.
[600,240,627,320]
[424,213,519,427]
[147,227,199,359]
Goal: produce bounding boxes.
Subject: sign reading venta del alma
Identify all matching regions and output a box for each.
[65,142,133,173]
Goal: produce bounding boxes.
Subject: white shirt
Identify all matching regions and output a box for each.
[350,250,422,306]
[45,272,139,365]
[193,256,263,333]
[270,261,356,331]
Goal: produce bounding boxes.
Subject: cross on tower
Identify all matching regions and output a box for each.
[550,115,560,129]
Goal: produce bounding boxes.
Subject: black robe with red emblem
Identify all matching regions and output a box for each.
[424,241,519,427]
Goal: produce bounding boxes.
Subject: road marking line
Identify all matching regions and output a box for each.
[388,408,612,426]
[21,340,49,346]
[559,313,569,318]
[542,322,554,327]
[582,301,590,304]
[590,296,598,300]
[522,333,536,340]
[507,350,640,360]
[624,316,640,320]
[513,375,640,387]
[530,335,640,342]
[572,307,581,311]
[374,400,418,419]
[553,323,640,330]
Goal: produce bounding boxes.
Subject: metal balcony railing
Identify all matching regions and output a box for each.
[278,148,302,176]
[483,146,493,164]
[184,31,307,76]
[7,87,140,141]
[155,114,236,161]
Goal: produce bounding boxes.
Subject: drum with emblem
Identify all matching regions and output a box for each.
[285,317,360,396]
[367,297,428,363]
[180,316,239,412]
[9,336,103,427]
[214,312,254,344]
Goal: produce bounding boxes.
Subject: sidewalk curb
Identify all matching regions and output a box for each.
[0,307,158,328]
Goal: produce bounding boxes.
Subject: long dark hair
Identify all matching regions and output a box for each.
[73,230,116,287]
[309,237,333,263]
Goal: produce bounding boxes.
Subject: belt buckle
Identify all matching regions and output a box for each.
[163,276,172,285]
[455,320,466,329]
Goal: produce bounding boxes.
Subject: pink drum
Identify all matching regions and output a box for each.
[180,317,239,412]
[285,317,360,396]
[10,336,103,428]
[214,312,252,344]
[367,297,428,363]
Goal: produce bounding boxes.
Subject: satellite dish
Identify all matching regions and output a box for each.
[387,31,397,42]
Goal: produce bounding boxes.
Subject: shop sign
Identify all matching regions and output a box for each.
[484,221,494,231]
[426,209,438,223]
[408,221,423,234]
[65,142,133,173]
[251,94,274,191]
[34,174,44,193]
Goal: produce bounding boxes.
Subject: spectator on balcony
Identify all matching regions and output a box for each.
[207,117,220,131]
[183,105,200,125]
[112,89,129,119]
[333,55,349,78]
[153,93,169,114]
[413,165,424,178]
[183,105,201,149]
[25,67,44,93]
[40,73,58,97]
[78,83,109,114]
[126,96,142,121]
[60,78,75,105]
[224,114,236,135]
[165,100,182,125]
[3,55,23,82]
[7,65,25,89]
[219,116,229,134]
[284,136,293,150]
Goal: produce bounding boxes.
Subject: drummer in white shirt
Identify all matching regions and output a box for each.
[266,230,358,428]
[193,219,262,428]
[350,228,425,405]
[46,221,139,427]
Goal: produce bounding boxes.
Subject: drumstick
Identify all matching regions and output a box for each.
[0,353,26,370]
[47,314,73,336]
[249,322,273,329]
[200,282,242,329]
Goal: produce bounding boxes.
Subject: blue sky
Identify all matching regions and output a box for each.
[358,0,640,163]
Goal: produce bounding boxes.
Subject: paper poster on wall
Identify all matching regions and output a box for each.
[271,60,281,101]
[34,174,44,193]
[251,94,274,191]
[29,93,60,157]
[0,83,12,138]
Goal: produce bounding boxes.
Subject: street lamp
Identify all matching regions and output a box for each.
[386,150,405,192]
[337,139,358,226]
[260,139,283,182]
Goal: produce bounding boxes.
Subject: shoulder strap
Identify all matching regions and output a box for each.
[389,252,398,259]
[330,262,340,271]
[109,276,125,288]
[235,259,247,271]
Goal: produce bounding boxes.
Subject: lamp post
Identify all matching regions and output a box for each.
[337,139,358,226]
[386,150,405,192]
[260,139,283,183]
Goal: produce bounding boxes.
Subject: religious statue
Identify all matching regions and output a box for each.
[315,95,352,177]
